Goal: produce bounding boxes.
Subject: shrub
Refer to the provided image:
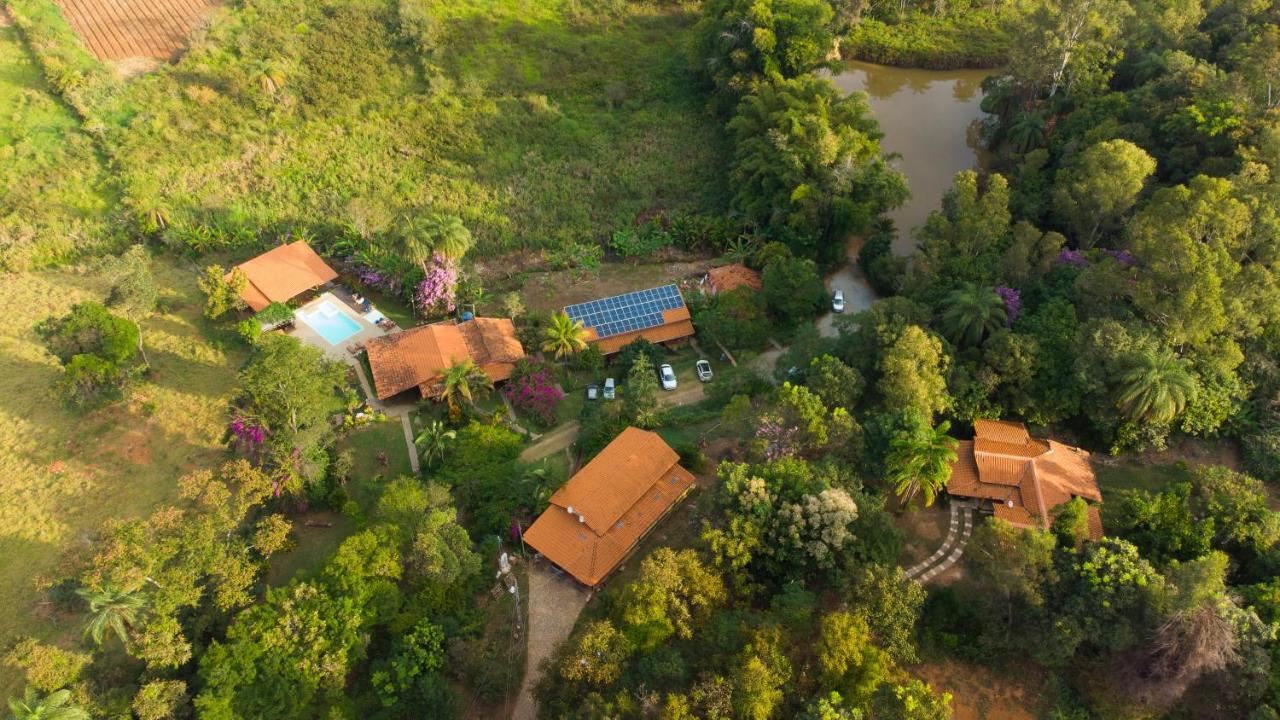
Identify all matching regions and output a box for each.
[37,302,142,408]
[1243,424,1280,482]
[503,363,565,428]
[253,302,294,328]
[857,223,905,296]
[610,223,673,260]
[844,13,1012,70]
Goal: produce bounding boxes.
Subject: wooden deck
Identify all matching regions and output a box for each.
[53,0,221,62]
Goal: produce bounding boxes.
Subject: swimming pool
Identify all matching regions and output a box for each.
[298,301,362,345]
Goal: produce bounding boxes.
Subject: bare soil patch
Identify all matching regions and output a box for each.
[913,659,1049,720]
[507,259,710,315]
[53,0,222,62]
[893,501,949,566]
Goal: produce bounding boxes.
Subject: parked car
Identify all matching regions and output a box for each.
[695,359,713,382]
[659,363,678,390]
[603,377,616,400]
[586,384,599,401]
[832,289,846,313]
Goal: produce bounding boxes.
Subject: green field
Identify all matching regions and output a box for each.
[0,258,245,695]
[85,0,729,257]
[0,17,117,270]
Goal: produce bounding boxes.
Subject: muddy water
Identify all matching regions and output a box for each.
[830,60,992,253]
[815,61,992,334]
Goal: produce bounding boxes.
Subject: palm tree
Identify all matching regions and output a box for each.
[76,585,145,646]
[938,284,1006,347]
[250,58,287,98]
[1006,111,1046,153]
[1115,347,1195,424]
[399,214,474,274]
[721,235,760,265]
[439,359,492,420]
[414,420,456,469]
[887,419,959,508]
[7,687,90,720]
[541,312,589,359]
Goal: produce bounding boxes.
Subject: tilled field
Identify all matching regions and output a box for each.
[53,0,220,61]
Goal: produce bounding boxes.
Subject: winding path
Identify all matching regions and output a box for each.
[904,503,973,583]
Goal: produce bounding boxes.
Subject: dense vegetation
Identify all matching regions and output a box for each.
[4,0,1280,718]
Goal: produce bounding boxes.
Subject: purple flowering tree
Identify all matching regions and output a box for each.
[995,286,1021,326]
[503,365,564,427]
[1056,248,1090,267]
[1101,248,1136,266]
[414,252,459,315]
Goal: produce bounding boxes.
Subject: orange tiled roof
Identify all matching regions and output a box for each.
[947,420,1103,534]
[523,427,695,586]
[230,241,338,312]
[365,317,524,399]
[706,264,763,294]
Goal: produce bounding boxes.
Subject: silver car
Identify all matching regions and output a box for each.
[659,363,677,391]
[695,359,713,382]
[603,377,616,400]
[832,289,846,313]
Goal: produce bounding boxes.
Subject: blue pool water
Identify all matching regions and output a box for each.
[300,302,362,345]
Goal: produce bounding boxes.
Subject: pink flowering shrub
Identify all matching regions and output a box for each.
[503,364,564,427]
[228,415,267,461]
[756,419,800,460]
[414,253,458,315]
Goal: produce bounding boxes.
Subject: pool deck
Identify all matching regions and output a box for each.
[287,290,420,419]
[290,291,387,362]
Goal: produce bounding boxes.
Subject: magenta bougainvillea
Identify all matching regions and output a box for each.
[228,416,267,462]
[995,286,1021,326]
[503,365,564,427]
[414,252,459,314]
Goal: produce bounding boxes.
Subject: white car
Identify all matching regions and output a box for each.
[695,359,713,382]
[603,377,616,400]
[586,384,599,401]
[832,289,846,313]
[659,363,678,391]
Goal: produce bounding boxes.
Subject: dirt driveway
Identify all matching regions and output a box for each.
[510,563,590,720]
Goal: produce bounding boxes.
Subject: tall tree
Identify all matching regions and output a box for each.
[399,213,473,273]
[414,420,455,469]
[728,75,906,260]
[886,417,958,508]
[879,326,951,418]
[1115,346,1196,424]
[692,0,837,103]
[76,585,146,646]
[1007,0,1135,99]
[1052,139,1156,246]
[937,284,1006,347]
[541,312,589,359]
[438,359,492,421]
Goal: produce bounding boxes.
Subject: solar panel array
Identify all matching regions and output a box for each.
[564,284,684,339]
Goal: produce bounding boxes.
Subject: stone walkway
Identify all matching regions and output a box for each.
[400,415,420,474]
[510,563,590,720]
[904,502,973,583]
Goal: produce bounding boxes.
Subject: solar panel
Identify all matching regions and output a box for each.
[564,284,685,339]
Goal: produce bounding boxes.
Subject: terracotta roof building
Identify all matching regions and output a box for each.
[523,427,696,587]
[230,241,339,312]
[564,284,696,355]
[947,419,1104,539]
[703,264,763,294]
[364,317,525,400]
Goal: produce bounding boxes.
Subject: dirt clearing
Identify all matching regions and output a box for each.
[53,0,221,62]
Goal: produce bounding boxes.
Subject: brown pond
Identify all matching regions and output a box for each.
[816,61,993,329]
[828,60,993,254]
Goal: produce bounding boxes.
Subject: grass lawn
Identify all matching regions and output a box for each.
[265,420,415,586]
[0,258,244,696]
[0,17,117,270]
[1093,461,1193,495]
